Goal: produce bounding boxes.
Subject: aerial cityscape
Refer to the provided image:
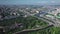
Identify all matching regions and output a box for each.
[0,0,60,34]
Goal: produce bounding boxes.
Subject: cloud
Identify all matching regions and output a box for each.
[37,1,48,4]
[51,1,55,3]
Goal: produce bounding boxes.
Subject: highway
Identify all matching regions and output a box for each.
[42,16,60,27]
[13,11,54,34]
[24,11,60,27]
[23,11,54,25]
[13,24,53,34]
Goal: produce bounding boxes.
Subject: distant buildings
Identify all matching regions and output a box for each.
[0,26,5,34]
[0,15,2,19]
[10,12,20,16]
[45,14,55,19]
[48,8,60,16]
[23,15,27,17]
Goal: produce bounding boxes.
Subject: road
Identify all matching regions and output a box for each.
[23,11,54,25]
[24,11,60,27]
[42,16,60,27]
[13,24,53,34]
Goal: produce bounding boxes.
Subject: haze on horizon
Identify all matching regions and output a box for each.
[0,0,60,5]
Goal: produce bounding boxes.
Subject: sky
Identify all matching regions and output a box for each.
[0,0,60,5]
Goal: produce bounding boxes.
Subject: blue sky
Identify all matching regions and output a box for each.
[0,0,60,5]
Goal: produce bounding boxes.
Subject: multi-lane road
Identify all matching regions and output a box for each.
[24,11,60,27]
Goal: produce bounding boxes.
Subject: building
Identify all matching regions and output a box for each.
[0,26,5,34]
